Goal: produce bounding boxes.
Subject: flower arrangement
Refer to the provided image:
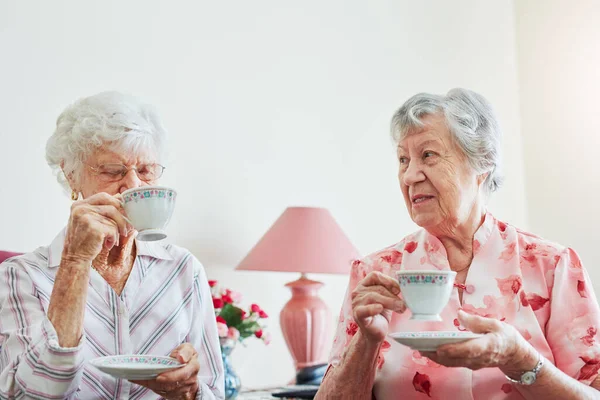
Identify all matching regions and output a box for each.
[209,280,271,345]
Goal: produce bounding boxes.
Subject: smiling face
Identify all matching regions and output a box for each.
[397,113,483,232]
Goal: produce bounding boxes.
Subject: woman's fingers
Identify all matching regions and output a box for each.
[354,292,405,313]
[360,272,401,295]
[92,205,133,236]
[354,304,384,320]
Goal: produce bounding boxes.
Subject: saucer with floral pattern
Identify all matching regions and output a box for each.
[89,355,185,380]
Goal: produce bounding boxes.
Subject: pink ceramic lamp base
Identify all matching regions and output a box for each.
[280,274,331,370]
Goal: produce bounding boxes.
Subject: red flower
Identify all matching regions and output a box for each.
[346,321,359,336]
[404,241,418,254]
[412,372,432,397]
[520,291,529,307]
[526,293,549,311]
[208,280,217,287]
[496,275,522,296]
[216,315,226,324]
[378,249,403,265]
[259,310,268,318]
[251,304,261,313]
[578,280,588,298]
[578,356,600,381]
[255,329,263,338]
[581,327,597,347]
[213,297,224,309]
[498,221,508,232]
[221,294,233,304]
[240,310,247,319]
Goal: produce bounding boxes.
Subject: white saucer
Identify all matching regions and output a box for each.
[89,355,185,380]
[389,331,483,351]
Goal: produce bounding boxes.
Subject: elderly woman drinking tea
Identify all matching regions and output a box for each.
[315,88,600,399]
[0,92,224,399]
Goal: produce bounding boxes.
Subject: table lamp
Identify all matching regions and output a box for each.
[235,207,360,370]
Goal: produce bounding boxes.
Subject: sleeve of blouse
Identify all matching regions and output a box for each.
[188,257,225,400]
[0,260,85,399]
[545,248,600,385]
[328,258,371,367]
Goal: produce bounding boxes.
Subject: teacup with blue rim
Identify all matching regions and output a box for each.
[121,186,177,241]
[395,270,457,321]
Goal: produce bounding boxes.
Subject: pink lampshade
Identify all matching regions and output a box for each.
[236,207,360,275]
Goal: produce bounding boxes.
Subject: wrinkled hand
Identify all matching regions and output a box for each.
[351,271,406,344]
[131,344,200,400]
[63,193,133,263]
[421,310,536,374]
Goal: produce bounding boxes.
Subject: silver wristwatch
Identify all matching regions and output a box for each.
[504,354,544,385]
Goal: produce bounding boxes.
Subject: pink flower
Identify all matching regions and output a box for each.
[229,290,243,303]
[262,331,272,345]
[217,322,228,337]
[259,310,268,318]
[496,275,522,296]
[227,327,240,341]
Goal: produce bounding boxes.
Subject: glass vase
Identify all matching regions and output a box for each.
[220,338,242,400]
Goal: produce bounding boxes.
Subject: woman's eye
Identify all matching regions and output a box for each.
[399,156,408,164]
[423,151,435,159]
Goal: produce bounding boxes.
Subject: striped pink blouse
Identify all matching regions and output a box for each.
[0,229,224,399]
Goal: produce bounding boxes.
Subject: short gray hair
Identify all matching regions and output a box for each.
[390,88,503,195]
[46,91,168,192]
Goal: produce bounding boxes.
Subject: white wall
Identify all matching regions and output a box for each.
[515,0,600,292]
[0,0,527,388]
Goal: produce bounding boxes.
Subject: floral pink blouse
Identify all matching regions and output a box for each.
[329,213,600,399]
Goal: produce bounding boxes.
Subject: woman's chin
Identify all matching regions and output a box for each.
[410,211,443,229]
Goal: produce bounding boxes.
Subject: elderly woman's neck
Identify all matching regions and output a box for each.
[433,208,486,273]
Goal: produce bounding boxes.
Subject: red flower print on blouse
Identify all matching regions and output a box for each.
[378,248,403,265]
[525,293,549,311]
[578,356,600,381]
[578,280,588,298]
[376,340,391,370]
[498,242,516,262]
[412,372,432,397]
[501,383,512,393]
[581,327,597,347]
[454,318,467,332]
[496,275,522,296]
[498,221,508,240]
[405,241,418,254]
[346,321,359,337]
[473,239,481,254]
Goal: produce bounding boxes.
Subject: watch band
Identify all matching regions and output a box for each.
[504,354,544,385]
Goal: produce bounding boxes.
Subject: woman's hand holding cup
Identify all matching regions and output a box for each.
[351,271,407,344]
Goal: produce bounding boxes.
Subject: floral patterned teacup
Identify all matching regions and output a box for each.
[396,270,457,321]
[122,186,177,241]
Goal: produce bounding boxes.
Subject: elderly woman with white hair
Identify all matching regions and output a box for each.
[315,89,600,399]
[0,92,224,399]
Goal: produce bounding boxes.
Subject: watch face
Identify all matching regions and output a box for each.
[522,371,537,385]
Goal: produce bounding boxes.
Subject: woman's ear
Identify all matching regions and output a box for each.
[61,161,77,192]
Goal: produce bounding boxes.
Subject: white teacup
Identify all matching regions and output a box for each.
[396,270,457,321]
[122,186,177,241]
